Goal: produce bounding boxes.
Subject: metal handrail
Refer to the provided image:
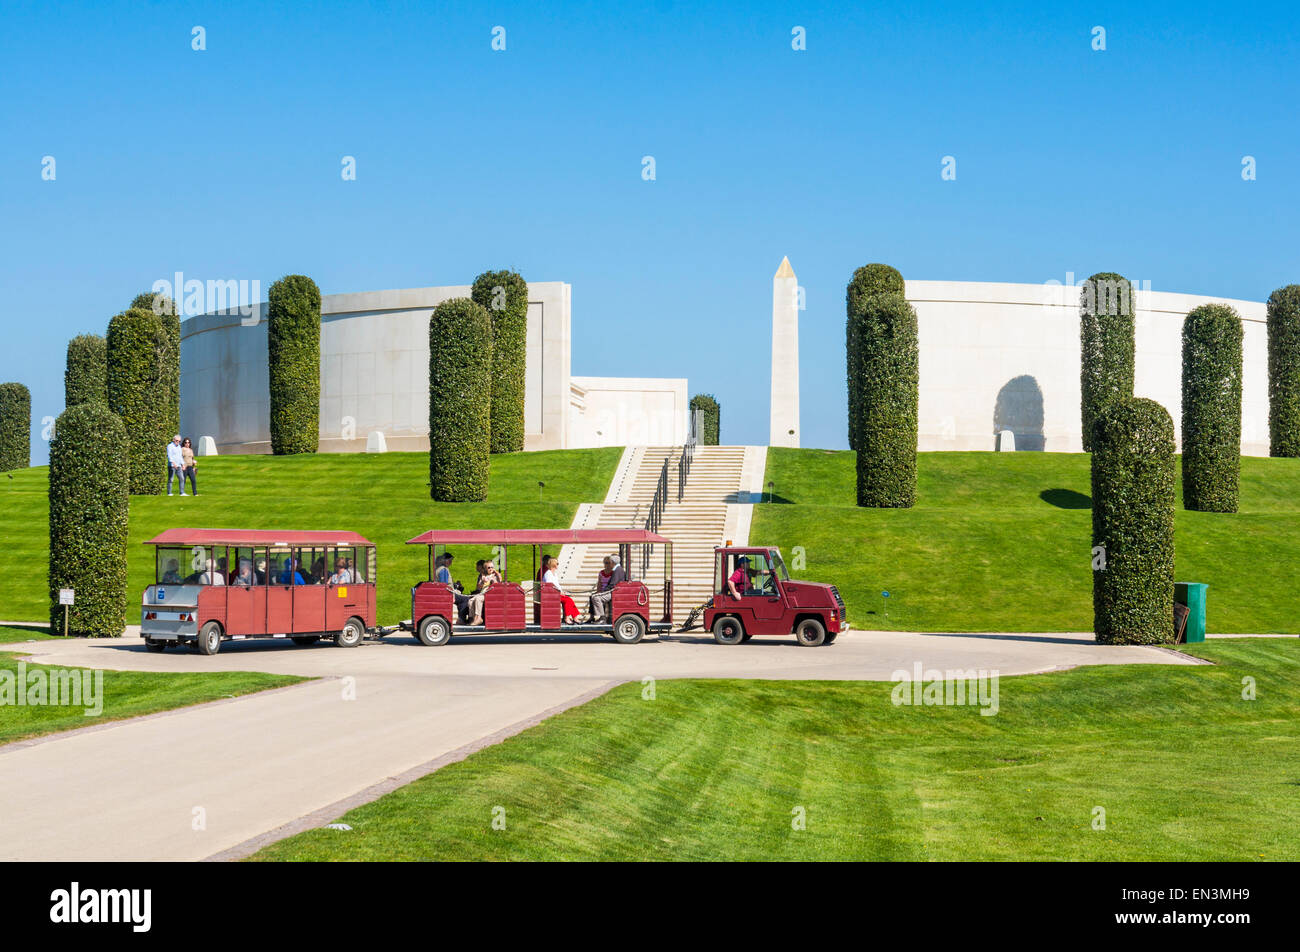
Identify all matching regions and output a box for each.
[677,408,701,503]
[643,458,669,577]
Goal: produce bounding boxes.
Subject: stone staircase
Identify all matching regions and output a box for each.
[559,445,753,624]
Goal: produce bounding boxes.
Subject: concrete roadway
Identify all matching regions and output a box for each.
[0,627,1201,861]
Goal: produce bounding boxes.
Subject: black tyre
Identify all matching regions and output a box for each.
[145,639,167,653]
[712,615,744,645]
[336,617,365,648]
[292,635,320,647]
[196,621,222,656]
[417,615,452,647]
[795,617,826,647]
[612,613,647,645]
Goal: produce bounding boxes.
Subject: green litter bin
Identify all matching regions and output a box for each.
[1175,582,1208,643]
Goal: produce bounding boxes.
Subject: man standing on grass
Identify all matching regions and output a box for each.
[166,434,185,496]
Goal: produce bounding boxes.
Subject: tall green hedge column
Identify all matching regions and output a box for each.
[471,270,528,454]
[65,334,108,407]
[1181,303,1243,512]
[1079,272,1136,452]
[0,382,32,471]
[846,271,918,508]
[1091,398,1176,645]
[48,403,130,636]
[267,275,321,455]
[1267,285,1300,457]
[846,264,906,452]
[132,292,180,439]
[429,298,493,501]
[690,393,720,445]
[107,308,169,494]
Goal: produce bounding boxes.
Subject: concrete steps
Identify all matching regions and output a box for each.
[560,445,750,623]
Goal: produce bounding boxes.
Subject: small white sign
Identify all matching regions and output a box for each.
[58,589,75,605]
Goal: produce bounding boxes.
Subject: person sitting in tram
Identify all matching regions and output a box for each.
[328,557,353,585]
[436,552,472,622]
[230,559,255,587]
[466,559,502,626]
[586,555,625,623]
[198,558,226,586]
[726,555,751,599]
[254,558,267,584]
[161,559,182,584]
[278,557,305,585]
[308,556,327,584]
[215,556,230,585]
[540,554,580,625]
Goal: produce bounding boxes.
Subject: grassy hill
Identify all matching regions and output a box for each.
[0,448,621,626]
[753,449,1300,634]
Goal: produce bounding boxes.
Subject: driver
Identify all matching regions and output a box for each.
[726,556,750,599]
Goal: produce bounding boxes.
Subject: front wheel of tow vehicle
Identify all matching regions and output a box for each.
[196,621,222,656]
[612,613,647,645]
[417,615,452,647]
[335,617,365,648]
[712,615,745,645]
[794,618,826,647]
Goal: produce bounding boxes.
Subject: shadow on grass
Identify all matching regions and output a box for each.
[1040,488,1091,509]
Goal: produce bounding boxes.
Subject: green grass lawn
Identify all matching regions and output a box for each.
[0,650,304,745]
[0,625,55,644]
[251,638,1300,861]
[0,448,621,626]
[754,449,1300,633]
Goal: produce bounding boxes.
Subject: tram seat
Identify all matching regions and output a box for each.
[534,582,563,628]
[483,581,527,630]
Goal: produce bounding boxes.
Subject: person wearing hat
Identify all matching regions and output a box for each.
[726,556,751,599]
[435,552,471,622]
[166,435,186,496]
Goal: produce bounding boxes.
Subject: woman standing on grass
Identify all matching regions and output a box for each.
[181,437,198,496]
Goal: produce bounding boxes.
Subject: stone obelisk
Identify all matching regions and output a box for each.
[770,256,800,447]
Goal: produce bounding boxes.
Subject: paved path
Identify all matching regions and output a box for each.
[0,628,1201,861]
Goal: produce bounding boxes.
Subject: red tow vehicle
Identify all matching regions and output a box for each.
[702,545,848,646]
[403,529,674,645]
[140,529,380,654]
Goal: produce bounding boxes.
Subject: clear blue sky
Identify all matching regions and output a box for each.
[2,0,1297,464]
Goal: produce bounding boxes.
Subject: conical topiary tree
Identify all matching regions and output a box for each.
[471,270,528,454]
[48,402,130,636]
[1091,397,1176,645]
[1267,284,1300,457]
[846,264,906,452]
[846,265,918,508]
[266,275,321,455]
[1181,303,1243,512]
[429,298,493,501]
[107,307,170,494]
[1079,272,1136,452]
[65,334,108,408]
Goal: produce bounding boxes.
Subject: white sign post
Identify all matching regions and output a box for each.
[58,589,74,636]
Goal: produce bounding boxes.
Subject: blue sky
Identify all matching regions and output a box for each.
[2,0,1297,463]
